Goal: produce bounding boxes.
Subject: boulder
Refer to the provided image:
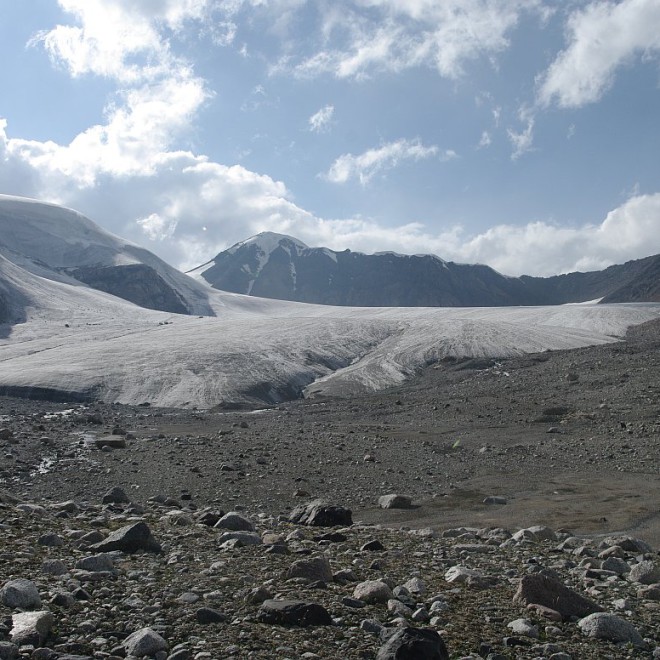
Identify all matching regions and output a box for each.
[376,627,449,660]
[353,580,393,604]
[287,556,333,583]
[378,494,413,509]
[102,486,131,504]
[257,599,332,626]
[513,574,603,620]
[10,611,54,646]
[628,560,660,585]
[578,613,644,645]
[90,521,161,554]
[123,627,168,656]
[1,579,42,610]
[214,511,255,532]
[289,500,352,527]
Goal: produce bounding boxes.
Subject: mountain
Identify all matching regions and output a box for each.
[1,198,659,408]
[0,195,214,315]
[195,232,660,306]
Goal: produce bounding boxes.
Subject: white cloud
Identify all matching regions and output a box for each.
[324,138,440,185]
[308,105,335,133]
[478,130,492,148]
[507,106,535,160]
[539,0,660,108]
[264,193,660,278]
[280,1,545,80]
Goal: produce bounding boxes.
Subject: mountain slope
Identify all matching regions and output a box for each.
[0,195,213,315]
[196,232,660,306]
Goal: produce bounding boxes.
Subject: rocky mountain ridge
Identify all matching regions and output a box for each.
[196,232,660,307]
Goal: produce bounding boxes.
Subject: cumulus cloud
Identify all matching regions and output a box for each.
[308,105,335,133]
[280,0,545,80]
[539,0,660,108]
[324,138,441,185]
[263,193,660,278]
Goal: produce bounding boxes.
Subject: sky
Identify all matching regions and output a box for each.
[0,0,659,277]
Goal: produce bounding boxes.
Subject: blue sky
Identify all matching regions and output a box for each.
[0,0,659,276]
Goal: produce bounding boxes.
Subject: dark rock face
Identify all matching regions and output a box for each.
[289,500,353,527]
[90,521,161,554]
[376,627,449,660]
[513,574,603,620]
[257,599,332,626]
[198,232,660,307]
[68,264,190,314]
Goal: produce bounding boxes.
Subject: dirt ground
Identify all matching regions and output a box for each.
[2,317,659,546]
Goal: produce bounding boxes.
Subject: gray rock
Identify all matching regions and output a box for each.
[102,486,131,504]
[444,566,480,583]
[507,618,539,639]
[167,650,192,660]
[195,607,228,624]
[75,553,115,572]
[91,521,161,554]
[287,556,333,583]
[214,511,255,532]
[376,627,449,660]
[601,557,630,575]
[403,577,426,595]
[216,531,262,547]
[378,494,413,509]
[628,560,660,585]
[123,627,169,656]
[1,579,42,610]
[37,533,64,547]
[10,611,54,646]
[95,435,126,449]
[289,500,352,527]
[257,599,332,626]
[0,641,18,660]
[353,580,393,604]
[483,496,507,505]
[41,560,68,576]
[513,573,603,619]
[638,584,660,600]
[578,612,644,645]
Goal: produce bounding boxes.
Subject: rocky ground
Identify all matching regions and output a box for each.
[0,318,659,659]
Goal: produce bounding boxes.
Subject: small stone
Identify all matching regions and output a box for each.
[288,500,352,527]
[353,580,393,604]
[378,494,413,509]
[195,608,227,624]
[444,566,480,583]
[214,512,255,532]
[403,577,426,595]
[257,599,332,626]
[375,627,449,660]
[361,539,385,551]
[0,641,18,660]
[94,435,126,449]
[10,611,54,646]
[507,618,539,639]
[628,560,660,585]
[513,573,602,619]
[91,521,161,554]
[37,533,64,547]
[578,612,644,646]
[483,496,507,505]
[75,554,114,572]
[123,628,168,657]
[102,486,131,504]
[1,579,42,610]
[287,556,333,583]
[41,560,68,576]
